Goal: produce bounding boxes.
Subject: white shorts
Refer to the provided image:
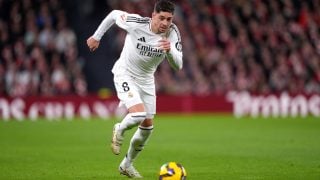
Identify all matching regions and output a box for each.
[113,74,156,119]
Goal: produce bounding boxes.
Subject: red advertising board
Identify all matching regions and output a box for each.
[0,92,319,120]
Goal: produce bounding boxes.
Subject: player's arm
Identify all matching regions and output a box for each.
[86,10,127,51]
[165,41,183,71]
[87,37,100,52]
[159,25,183,71]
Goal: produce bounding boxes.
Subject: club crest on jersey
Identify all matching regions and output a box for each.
[175,42,182,52]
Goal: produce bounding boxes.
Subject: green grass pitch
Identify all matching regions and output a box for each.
[1,114,320,179]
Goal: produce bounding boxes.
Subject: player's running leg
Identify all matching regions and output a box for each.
[119,156,143,178]
[119,119,153,178]
[111,111,146,155]
[112,76,147,155]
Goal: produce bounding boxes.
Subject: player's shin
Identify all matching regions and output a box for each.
[123,126,153,167]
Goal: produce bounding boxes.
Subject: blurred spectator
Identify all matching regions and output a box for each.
[1,0,320,97]
[0,0,87,97]
[106,0,320,95]
[55,11,76,53]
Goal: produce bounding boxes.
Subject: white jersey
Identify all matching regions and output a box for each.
[92,10,183,85]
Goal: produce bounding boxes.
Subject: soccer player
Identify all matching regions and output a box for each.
[86,0,182,178]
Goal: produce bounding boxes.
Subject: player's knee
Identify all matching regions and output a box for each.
[141,118,153,127]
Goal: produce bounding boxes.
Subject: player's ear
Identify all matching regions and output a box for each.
[152,12,156,19]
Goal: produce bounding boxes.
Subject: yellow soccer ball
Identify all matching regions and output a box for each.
[159,162,187,180]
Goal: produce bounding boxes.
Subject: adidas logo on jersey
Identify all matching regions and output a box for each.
[138,37,146,42]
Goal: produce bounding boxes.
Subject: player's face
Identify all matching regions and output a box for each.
[151,11,173,34]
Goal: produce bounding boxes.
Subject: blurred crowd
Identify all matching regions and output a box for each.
[0,0,87,97]
[108,0,320,95]
[1,0,320,97]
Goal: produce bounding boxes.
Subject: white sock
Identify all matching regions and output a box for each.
[122,126,153,167]
[118,112,146,135]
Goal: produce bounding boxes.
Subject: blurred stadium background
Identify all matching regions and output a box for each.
[1,0,320,119]
[0,0,320,179]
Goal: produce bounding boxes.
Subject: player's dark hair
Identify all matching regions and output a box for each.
[154,0,175,14]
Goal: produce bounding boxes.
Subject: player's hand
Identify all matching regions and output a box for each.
[86,36,100,52]
[158,38,171,53]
